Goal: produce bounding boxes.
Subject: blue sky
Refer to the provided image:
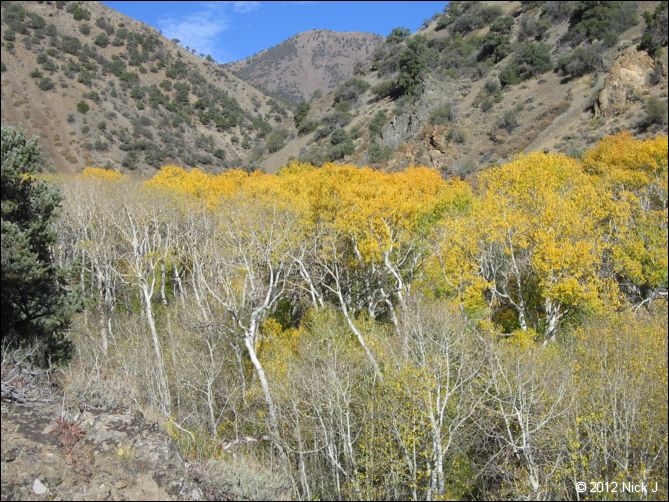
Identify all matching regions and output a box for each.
[103,1,446,63]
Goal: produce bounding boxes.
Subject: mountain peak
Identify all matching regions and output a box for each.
[226,30,383,103]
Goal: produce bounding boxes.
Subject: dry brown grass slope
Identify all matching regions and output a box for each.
[1,0,295,173]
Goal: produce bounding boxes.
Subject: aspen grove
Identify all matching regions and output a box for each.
[50,132,667,500]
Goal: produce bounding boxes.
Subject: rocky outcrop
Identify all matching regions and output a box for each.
[595,47,658,117]
[380,80,466,150]
[1,401,202,501]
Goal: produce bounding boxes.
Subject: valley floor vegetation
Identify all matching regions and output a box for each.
[2,125,668,500]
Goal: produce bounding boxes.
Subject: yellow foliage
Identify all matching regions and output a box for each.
[143,162,468,263]
[259,317,303,378]
[144,165,249,207]
[503,328,538,350]
[138,133,667,338]
[435,136,668,336]
[582,132,668,185]
[81,166,125,181]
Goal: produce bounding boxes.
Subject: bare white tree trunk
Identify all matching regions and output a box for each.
[140,278,170,412]
[244,328,280,438]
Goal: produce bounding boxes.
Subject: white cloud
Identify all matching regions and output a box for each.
[233,1,261,13]
[158,3,230,61]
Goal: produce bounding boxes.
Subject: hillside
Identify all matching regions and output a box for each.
[4,1,665,176]
[226,30,383,104]
[263,1,669,174]
[0,0,296,173]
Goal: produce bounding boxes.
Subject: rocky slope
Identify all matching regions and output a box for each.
[0,355,293,502]
[262,1,668,174]
[0,0,295,173]
[226,30,383,104]
[1,400,203,500]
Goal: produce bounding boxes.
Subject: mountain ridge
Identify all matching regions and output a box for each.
[226,29,383,103]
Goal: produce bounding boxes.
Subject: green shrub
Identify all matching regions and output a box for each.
[481,97,495,112]
[478,16,514,62]
[77,69,93,86]
[94,32,109,48]
[93,140,108,151]
[329,138,355,160]
[564,1,638,47]
[542,1,574,21]
[334,78,370,106]
[329,129,349,146]
[485,78,501,95]
[448,2,503,35]
[79,23,90,35]
[67,3,91,21]
[173,82,190,106]
[397,35,431,97]
[266,129,290,153]
[367,142,392,163]
[497,109,519,132]
[130,86,146,100]
[27,12,45,30]
[501,42,552,86]
[499,66,521,87]
[38,77,54,91]
[643,97,668,126]
[84,90,100,103]
[518,15,550,41]
[372,80,399,99]
[298,144,329,165]
[638,2,668,58]
[294,101,309,129]
[556,44,602,78]
[517,42,552,77]
[447,126,467,144]
[76,100,90,114]
[95,16,115,35]
[60,35,81,55]
[386,27,410,44]
[648,65,664,87]
[429,103,455,125]
[321,110,352,131]
[368,110,387,138]
[37,53,58,73]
